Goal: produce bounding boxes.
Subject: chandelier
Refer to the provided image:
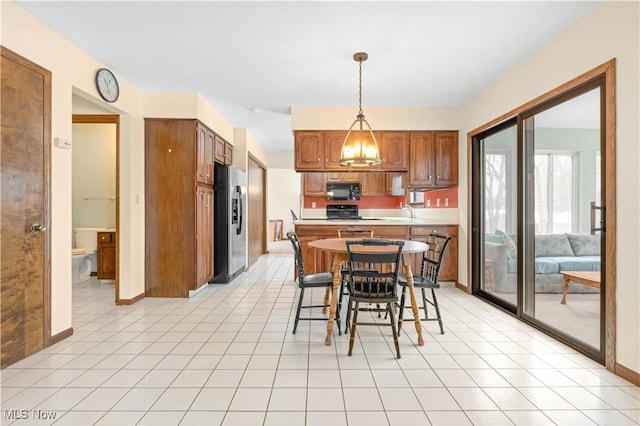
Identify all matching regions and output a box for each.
[339,52,381,167]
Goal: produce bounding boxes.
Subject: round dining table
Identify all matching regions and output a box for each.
[307,238,430,347]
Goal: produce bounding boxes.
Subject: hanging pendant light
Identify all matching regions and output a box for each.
[339,52,381,167]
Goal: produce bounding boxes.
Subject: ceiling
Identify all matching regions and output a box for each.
[16,1,601,152]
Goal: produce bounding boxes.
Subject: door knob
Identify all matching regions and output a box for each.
[30,223,47,233]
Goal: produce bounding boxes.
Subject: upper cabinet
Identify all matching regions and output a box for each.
[295,131,324,170]
[378,131,409,171]
[196,122,214,185]
[294,130,455,183]
[408,131,458,188]
[324,131,347,169]
[214,134,233,165]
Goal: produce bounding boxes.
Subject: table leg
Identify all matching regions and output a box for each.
[402,256,424,346]
[561,276,569,304]
[325,253,343,346]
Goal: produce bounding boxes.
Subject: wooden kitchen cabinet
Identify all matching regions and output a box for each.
[378,131,409,171]
[145,118,216,297]
[295,131,324,170]
[360,172,387,196]
[196,122,214,185]
[214,134,233,165]
[196,186,214,286]
[294,224,409,275]
[324,131,347,169]
[410,225,458,282]
[409,131,458,188]
[97,231,116,280]
[303,172,326,197]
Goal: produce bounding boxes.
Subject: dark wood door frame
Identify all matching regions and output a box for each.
[72,114,120,304]
[1,47,52,367]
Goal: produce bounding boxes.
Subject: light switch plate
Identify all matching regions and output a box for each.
[54,137,71,149]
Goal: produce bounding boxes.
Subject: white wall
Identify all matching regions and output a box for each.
[72,123,116,231]
[458,1,640,372]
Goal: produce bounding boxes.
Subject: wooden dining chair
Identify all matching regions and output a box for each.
[286,231,341,334]
[344,239,404,358]
[397,233,451,335]
[336,228,375,331]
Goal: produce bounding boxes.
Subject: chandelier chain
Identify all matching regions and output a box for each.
[358,59,363,116]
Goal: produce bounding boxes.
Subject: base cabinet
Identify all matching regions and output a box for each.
[97,231,116,280]
[409,225,458,282]
[293,224,458,283]
[145,118,215,297]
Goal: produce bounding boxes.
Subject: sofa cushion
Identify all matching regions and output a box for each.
[495,230,517,259]
[543,256,600,272]
[565,233,600,256]
[534,258,560,274]
[534,234,574,257]
[485,233,505,244]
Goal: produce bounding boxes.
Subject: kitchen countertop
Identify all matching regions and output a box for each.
[294,218,458,226]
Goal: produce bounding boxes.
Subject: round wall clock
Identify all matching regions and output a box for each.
[95,68,119,102]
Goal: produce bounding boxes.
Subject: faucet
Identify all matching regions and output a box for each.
[402,205,415,219]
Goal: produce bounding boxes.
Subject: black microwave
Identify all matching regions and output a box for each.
[326,182,361,201]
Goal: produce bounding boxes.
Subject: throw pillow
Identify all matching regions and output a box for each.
[534,234,574,257]
[495,230,517,259]
[485,233,505,244]
[565,233,601,256]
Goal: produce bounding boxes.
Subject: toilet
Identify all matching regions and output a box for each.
[72,227,106,284]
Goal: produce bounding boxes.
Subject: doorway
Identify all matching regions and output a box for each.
[71,115,120,303]
[1,47,52,368]
[471,61,616,365]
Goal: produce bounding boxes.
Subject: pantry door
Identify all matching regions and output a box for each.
[0,47,52,368]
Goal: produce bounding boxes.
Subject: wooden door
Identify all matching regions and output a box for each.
[409,132,435,187]
[247,156,266,267]
[224,141,233,165]
[434,131,458,187]
[294,131,323,170]
[324,131,347,169]
[380,131,409,170]
[1,47,51,368]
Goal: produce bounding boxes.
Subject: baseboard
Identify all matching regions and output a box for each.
[455,281,470,293]
[49,327,73,346]
[117,292,144,305]
[615,362,640,386]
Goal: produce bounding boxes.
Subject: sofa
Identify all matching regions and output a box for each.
[485,232,601,294]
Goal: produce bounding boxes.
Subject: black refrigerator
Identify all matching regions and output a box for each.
[211,164,247,283]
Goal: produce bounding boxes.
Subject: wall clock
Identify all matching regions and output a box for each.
[95,68,119,103]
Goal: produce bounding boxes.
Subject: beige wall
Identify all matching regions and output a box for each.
[0,1,267,336]
[458,1,640,372]
[266,150,300,236]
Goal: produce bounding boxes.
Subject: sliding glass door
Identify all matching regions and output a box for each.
[522,86,604,356]
[472,80,606,361]
[474,119,518,311]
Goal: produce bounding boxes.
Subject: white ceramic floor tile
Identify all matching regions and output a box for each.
[179,411,226,426]
[306,387,345,411]
[346,410,390,425]
[73,387,129,411]
[94,411,145,425]
[425,410,472,425]
[150,387,200,411]
[503,410,555,425]
[137,410,185,425]
[268,387,307,411]
[305,411,347,425]
[263,411,306,425]
[190,387,235,411]
[53,410,105,425]
[239,369,276,387]
[111,387,163,411]
[464,410,513,425]
[544,409,597,425]
[228,387,271,411]
[413,388,461,411]
[222,411,265,425]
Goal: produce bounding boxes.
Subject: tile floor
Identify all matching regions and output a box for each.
[1,253,639,425]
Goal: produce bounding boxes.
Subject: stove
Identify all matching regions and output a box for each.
[326,204,361,220]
